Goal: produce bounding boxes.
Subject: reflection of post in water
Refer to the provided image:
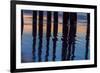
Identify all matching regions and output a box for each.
[38,38,42,62]
[62,12,69,61]
[85,13,90,59]
[32,38,36,62]
[32,11,37,62]
[52,12,58,61]
[21,10,24,39]
[71,42,75,60]
[45,11,52,61]
[38,11,43,62]
[67,13,77,60]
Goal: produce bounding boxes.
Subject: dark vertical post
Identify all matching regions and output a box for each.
[21,10,24,62]
[67,13,77,60]
[32,11,37,62]
[38,11,43,38]
[38,11,43,62]
[71,13,77,60]
[46,11,52,38]
[52,12,58,61]
[62,12,69,61]
[53,12,58,38]
[21,10,24,39]
[32,11,37,37]
[85,13,90,59]
[45,11,52,61]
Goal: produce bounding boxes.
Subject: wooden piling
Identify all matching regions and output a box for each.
[38,11,43,62]
[62,12,69,60]
[85,13,90,59]
[52,12,58,61]
[67,13,77,60]
[45,11,52,61]
[21,10,24,38]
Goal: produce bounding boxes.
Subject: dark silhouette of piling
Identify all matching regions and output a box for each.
[45,11,52,61]
[38,11,43,62]
[53,12,58,38]
[46,11,52,37]
[32,11,37,37]
[71,13,77,60]
[67,13,77,60]
[85,13,90,59]
[62,12,70,61]
[32,11,37,62]
[38,11,43,38]
[21,10,24,61]
[21,10,24,38]
[52,12,58,61]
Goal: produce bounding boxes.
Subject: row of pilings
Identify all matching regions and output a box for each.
[21,10,90,62]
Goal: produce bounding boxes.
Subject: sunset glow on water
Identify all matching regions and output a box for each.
[21,10,90,63]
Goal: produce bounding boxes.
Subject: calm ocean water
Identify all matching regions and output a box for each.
[21,31,90,63]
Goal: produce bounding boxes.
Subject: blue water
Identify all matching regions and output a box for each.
[21,31,90,63]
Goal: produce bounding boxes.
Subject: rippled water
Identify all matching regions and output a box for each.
[21,31,90,63]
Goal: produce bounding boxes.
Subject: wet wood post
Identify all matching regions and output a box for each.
[67,13,77,60]
[52,12,58,61]
[62,12,69,61]
[85,13,90,59]
[32,11,37,62]
[71,13,77,60]
[21,10,24,39]
[38,11,43,62]
[32,11,37,38]
[45,11,52,61]
[21,10,24,60]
